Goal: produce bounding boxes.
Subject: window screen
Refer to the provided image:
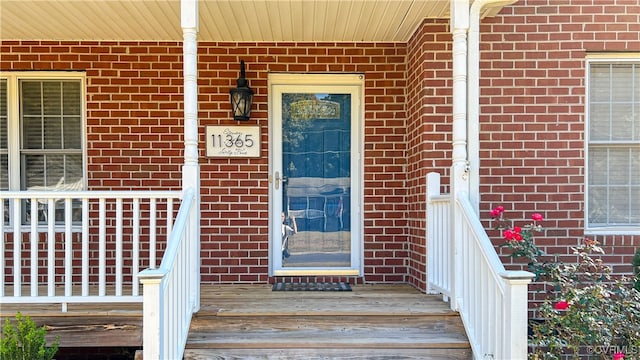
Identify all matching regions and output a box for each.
[19,80,83,190]
[587,63,640,228]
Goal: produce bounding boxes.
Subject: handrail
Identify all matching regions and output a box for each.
[426,172,533,360]
[455,192,508,289]
[138,187,198,360]
[2,190,180,199]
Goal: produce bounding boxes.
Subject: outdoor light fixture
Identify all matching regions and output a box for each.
[230,60,254,121]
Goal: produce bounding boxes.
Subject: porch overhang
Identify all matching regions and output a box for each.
[0,0,507,42]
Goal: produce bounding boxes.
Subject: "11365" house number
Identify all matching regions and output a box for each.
[205,125,261,158]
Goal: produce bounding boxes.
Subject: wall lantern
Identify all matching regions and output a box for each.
[230,60,254,121]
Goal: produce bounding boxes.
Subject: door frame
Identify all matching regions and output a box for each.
[267,73,364,277]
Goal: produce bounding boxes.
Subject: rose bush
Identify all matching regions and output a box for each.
[490,206,640,360]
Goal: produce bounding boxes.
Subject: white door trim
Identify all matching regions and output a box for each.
[267,73,364,277]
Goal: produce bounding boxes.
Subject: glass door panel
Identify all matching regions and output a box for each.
[281,93,351,268]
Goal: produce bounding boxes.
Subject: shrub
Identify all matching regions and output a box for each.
[490,206,640,360]
[0,312,59,360]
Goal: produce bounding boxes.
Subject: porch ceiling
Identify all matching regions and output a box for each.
[0,0,505,43]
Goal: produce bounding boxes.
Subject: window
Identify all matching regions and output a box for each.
[586,59,640,233]
[0,73,85,225]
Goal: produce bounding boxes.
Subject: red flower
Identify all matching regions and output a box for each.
[490,206,505,218]
[531,213,544,221]
[554,300,570,310]
[503,230,514,241]
[503,228,523,242]
[613,352,625,360]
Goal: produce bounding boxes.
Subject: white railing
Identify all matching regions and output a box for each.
[138,187,199,360]
[426,173,452,299]
[0,189,182,311]
[427,172,533,360]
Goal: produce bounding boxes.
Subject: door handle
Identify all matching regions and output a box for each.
[274,172,288,190]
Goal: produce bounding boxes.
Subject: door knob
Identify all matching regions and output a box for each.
[274,171,287,189]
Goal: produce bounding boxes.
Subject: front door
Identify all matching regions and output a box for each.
[269,74,363,276]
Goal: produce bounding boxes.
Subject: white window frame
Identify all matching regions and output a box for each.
[1,71,87,228]
[584,55,640,235]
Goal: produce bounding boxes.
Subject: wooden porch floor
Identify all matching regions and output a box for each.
[197,283,453,317]
[1,284,471,359]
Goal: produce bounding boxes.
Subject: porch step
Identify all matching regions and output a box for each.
[182,284,471,359]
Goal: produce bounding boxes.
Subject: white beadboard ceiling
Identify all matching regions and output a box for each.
[0,0,506,42]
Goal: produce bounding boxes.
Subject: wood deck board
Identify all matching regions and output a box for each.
[187,315,469,349]
[0,304,142,317]
[0,314,142,348]
[198,284,455,317]
[183,348,473,360]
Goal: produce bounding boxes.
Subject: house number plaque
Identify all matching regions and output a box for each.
[205,125,261,158]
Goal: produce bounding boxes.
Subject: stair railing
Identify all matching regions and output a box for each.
[427,172,533,360]
[138,187,199,360]
[426,173,452,300]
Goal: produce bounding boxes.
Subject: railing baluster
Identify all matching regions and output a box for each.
[63,197,72,311]
[495,284,502,353]
[47,198,56,297]
[12,198,21,297]
[132,198,140,296]
[150,199,157,269]
[82,198,89,296]
[30,199,38,296]
[166,198,173,236]
[99,198,106,296]
[115,198,123,297]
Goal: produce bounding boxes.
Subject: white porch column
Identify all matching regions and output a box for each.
[449,0,470,311]
[182,0,199,170]
[450,0,470,195]
[181,0,200,311]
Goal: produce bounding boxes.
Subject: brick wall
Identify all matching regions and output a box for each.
[405,20,453,290]
[477,0,640,306]
[1,40,411,284]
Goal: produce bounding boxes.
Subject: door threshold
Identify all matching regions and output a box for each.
[273,269,361,277]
